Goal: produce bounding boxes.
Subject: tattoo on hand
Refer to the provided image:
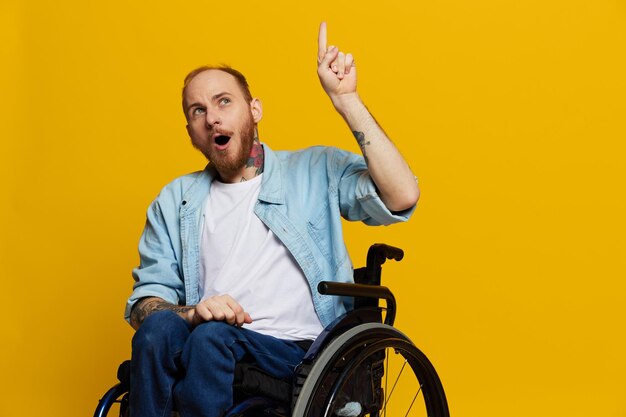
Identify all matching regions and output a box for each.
[353,131,370,163]
[130,297,193,329]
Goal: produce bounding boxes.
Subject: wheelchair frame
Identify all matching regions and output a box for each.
[94,244,449,417]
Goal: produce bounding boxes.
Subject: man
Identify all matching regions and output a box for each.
[126,22,419,417]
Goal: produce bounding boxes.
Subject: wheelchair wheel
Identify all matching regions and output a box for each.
[292,323,449,417]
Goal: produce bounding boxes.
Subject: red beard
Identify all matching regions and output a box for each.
[201,112,256,178]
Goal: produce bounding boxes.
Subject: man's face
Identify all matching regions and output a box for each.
[184,70,261,180]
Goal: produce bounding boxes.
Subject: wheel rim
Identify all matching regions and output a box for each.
[294,323,447,417]
[324,338,439,417]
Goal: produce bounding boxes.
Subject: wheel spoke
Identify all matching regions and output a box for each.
[382,354,407,414]
[403,384,423,417]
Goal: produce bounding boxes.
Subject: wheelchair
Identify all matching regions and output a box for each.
[95,244,449,417]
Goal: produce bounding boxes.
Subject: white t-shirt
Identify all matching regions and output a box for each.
[199,175,324,340]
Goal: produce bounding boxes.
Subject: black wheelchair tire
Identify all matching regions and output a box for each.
[291,323,449,417]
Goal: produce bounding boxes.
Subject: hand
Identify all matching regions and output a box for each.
[187,294,253,327]
[317,22,357,103]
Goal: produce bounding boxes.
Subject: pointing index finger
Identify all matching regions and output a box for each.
[318,21,327,62]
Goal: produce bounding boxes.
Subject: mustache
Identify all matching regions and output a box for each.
[210,127,235,137]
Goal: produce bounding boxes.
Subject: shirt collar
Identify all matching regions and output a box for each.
[182,142,285,211]
[257,143,285,205]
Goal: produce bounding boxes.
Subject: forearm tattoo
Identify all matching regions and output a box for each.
[130,297,193,328]
[353,131,370,163]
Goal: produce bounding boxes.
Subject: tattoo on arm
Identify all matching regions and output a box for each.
[353,131,370,163]
[130,297,193,329]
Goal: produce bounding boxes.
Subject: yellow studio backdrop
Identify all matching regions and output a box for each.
[1,0,624,415]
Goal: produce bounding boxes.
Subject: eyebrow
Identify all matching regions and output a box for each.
[212,91,231,101]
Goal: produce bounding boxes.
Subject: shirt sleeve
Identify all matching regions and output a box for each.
[124,198,185,324]
[334,148,417,225]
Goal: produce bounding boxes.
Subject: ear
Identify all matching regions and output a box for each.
[250,98,263,123]
[186,124,191,137]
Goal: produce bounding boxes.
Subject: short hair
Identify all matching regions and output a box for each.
[182,65,253,117]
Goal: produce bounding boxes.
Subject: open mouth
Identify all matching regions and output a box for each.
[214,135,231,146]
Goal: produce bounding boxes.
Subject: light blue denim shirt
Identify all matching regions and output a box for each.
[125,144,415,328]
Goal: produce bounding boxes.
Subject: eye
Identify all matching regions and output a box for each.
[191,107,206,116]
[219,97,231,105]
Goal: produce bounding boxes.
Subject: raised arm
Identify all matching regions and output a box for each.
[317,22,419,212]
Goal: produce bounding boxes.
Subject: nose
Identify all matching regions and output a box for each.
[205,109,221,127]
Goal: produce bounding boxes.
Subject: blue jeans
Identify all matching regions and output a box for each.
[130,311,308,417]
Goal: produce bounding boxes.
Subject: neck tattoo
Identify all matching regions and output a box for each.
[245,139,264,177]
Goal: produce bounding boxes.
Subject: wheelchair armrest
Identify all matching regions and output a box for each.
[318,281,396,326]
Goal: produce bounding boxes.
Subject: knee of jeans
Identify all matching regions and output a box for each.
[132,310,190,352]
[186,321,238,351]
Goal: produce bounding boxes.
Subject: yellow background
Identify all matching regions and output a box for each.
[1,0,625,416]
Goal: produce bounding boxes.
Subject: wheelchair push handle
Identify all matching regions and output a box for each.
[358,243,404,288]
[319,244,403,325]
[368,243,404,266]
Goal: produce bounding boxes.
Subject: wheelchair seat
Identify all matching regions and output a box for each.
[94,244,449,417]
